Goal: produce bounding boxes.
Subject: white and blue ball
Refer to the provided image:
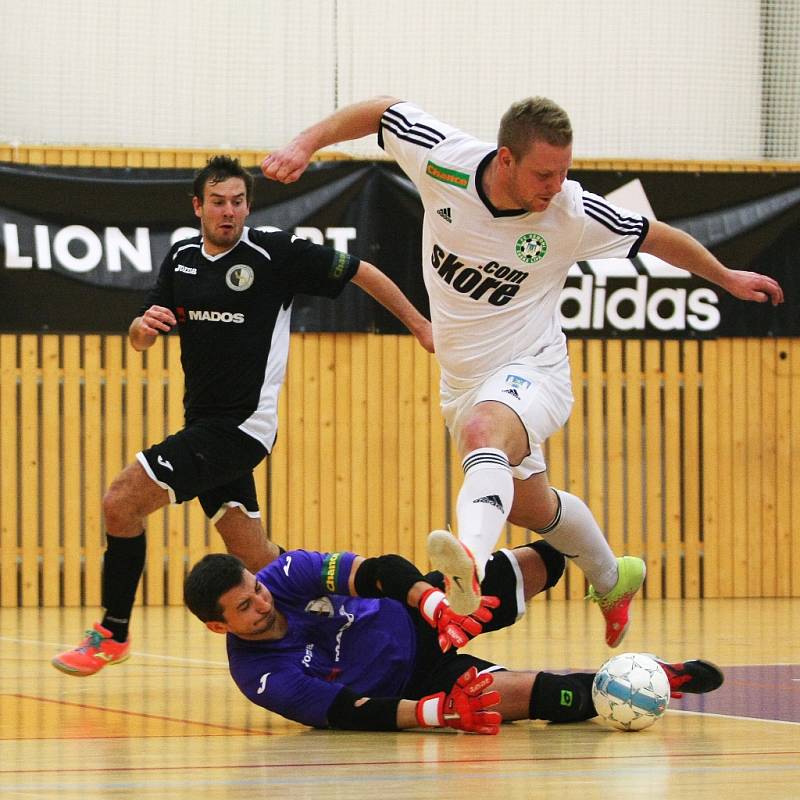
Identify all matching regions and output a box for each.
[592,652,670,731]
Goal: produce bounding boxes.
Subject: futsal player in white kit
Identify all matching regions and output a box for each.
[263,96,783,646]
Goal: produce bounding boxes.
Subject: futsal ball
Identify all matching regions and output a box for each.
[591,652,670,731]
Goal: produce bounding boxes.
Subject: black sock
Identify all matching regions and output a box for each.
[101,532,146,642]
[529,671,596,723]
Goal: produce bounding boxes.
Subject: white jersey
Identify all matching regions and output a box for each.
[379,101,649,389]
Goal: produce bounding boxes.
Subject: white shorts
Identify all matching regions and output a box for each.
[440,355,574,480]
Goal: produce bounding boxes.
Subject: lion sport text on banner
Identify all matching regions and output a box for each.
[0,161,797,336]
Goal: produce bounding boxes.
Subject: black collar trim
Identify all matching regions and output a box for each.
[475,150,529,218]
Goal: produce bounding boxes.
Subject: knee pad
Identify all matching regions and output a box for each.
[517,540,565,590]
[529,671,596,723]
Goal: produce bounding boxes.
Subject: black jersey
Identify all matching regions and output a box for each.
[141,226,359,449]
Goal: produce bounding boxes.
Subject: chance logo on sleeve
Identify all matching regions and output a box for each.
[426,161,470,189]
[321,552,343,593]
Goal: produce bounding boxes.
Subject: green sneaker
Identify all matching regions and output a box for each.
[587,556,646,647]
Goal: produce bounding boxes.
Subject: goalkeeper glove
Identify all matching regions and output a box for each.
[418,587,500,652]
[415,667,502,735]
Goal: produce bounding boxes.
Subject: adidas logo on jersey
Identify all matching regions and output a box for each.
[437,207,453,223]
[501,388,520,400]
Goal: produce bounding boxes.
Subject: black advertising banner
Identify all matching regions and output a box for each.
[0,161,797,336]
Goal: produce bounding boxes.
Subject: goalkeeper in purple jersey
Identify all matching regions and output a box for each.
[184,543,723,734]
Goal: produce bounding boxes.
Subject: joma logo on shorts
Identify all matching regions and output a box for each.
[430,244,528,306]
[187,310,244,323]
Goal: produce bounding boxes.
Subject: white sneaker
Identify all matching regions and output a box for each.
[426,530,481,615]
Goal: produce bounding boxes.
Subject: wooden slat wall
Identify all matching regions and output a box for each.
[0,333,798,607]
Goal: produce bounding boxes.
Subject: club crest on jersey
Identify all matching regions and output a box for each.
[515,232,547,264]
[226,264,254,291]
[304,597,335,617]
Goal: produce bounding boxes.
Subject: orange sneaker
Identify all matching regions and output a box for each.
[51,622,131,676]
[426,530,481,616]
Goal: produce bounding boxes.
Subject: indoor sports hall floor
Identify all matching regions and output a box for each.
[1,597,798,799]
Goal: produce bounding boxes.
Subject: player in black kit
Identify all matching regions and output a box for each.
[52,156,433,676]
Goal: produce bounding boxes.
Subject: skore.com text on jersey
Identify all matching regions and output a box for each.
[431,244,527,307]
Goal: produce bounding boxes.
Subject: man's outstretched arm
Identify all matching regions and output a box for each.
[262,96,399,184]
[327,667,501,734]
[347,552,498,651]
[350,261,433,353]
[640,220,784,306]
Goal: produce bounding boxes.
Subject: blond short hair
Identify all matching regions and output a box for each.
[498,97,573,159]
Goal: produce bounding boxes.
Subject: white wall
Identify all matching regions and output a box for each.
[0,0,794,160]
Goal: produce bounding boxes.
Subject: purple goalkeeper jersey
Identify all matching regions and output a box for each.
[226,550,418,728]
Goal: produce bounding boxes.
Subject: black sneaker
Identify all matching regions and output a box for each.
[656,659,724,698]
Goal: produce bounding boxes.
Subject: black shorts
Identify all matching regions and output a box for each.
[401,547,526,699]
[137,419,268,519]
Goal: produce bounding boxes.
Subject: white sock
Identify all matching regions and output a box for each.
[456,448,514,578]
[536,489,618,594]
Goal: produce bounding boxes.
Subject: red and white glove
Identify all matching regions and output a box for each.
[415,667,502,735]
[418,587,500,652]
